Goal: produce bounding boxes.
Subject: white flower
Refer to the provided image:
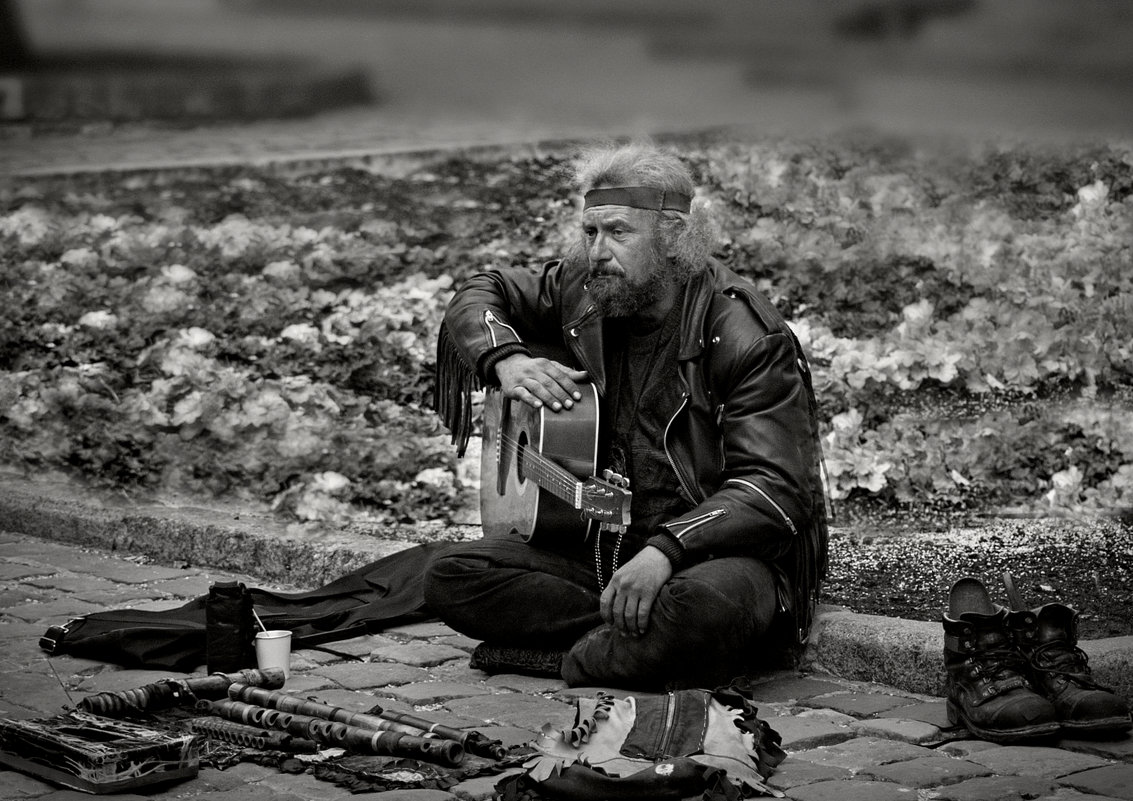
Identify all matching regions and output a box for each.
[161,264,198,284]
[60,248,99,270]
[177,327,216,349]
[78,310,118,329]
[415,467,454,488]
[280,323,320,344]
[311,471,351,494]
[263,260,301,281]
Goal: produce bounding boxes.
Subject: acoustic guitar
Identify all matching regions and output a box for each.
[480,384,632,543]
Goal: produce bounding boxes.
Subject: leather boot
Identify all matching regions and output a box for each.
[1006,602,1132,736]
[943,578,1059,743]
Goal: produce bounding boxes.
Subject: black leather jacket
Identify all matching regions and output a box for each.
[436,256,828,639]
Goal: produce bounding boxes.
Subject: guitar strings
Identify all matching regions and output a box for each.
[496,431,582,500]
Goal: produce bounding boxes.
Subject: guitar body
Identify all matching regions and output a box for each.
[480,385,602,543]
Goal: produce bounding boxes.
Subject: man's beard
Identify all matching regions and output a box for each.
[588,243,674,318]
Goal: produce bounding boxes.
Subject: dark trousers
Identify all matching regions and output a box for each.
[423,536,778,690]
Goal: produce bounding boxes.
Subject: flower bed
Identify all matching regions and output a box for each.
[2,133,1132,528]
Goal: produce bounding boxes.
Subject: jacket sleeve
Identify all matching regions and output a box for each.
[660,329,819,564]
[434,261,571,455]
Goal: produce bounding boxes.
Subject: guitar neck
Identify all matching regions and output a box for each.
[516,446,585,508]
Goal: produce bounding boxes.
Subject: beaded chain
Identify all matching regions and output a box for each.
[594,528,624,591]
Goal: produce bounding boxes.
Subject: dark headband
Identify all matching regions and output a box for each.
[583,185,692,213]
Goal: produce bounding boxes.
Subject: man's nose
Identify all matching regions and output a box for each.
[589,232,611,262]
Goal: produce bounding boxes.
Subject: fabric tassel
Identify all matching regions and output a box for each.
[434,322,481,457]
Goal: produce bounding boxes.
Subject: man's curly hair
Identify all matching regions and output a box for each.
[568,142,719,280]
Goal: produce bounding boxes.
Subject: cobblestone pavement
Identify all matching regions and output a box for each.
[2,529,1132,800]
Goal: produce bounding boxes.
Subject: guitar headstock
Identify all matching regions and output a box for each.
[579,474,632,527]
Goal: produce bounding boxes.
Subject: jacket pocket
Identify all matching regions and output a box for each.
[481,309,520,347]
[725,478,798,536]
[664,507,729,540]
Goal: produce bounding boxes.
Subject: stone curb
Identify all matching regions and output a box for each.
[3,476,1131,706]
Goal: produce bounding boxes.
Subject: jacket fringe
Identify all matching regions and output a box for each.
[434,322,480,458]
[788,329,831,651]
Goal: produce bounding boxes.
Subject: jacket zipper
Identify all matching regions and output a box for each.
[725,478,798,536]
[482,309,519,348]
[666,508,727,539]
[657,692,678,757]
[662,394,701,504]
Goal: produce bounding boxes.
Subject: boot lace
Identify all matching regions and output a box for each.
[1030,640,1105,689]
[970,645,1030,686]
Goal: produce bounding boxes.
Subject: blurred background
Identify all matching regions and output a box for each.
[2,0,1132,173]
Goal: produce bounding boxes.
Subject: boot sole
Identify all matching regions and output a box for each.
[1059,716,1133,736]
[947,700,1061,743]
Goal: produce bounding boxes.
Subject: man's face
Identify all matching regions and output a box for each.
[581,205,669,317]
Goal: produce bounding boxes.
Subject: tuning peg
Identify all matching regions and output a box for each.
[601,469,630,489]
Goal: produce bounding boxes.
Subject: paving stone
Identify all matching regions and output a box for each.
[0,669,77,715]
[1034,789,1131,801]
[789,736,938,771]
[765,758,853,791]
[430,657,491,685]
[784,778,918,801]
[319,635,394,658]
[254,769,357,800]
[802,692,918,718]
[0,563,54,581]
[0,767,57,796]
[850,717,941,744]
[378,681,494,705]
[1058,734,1133,762]
[747,676,849,703]
[303,687,389,713]
[0,588,53,609]
[963,745,1112,779]
[862,755,993,788]
[938,739,1005,758]
[774,715,858,751]
[24,574,116,593]
[384,621,459,639]
[885,699,953,729]
[3,598,107,623]
[316,661,428,689]
[554,685,635,701]
[451,768,523,801]
[445,692,574,731]
[369,642,468,667]
[477,724,539,748]
[933,774,1060,801]
[72,586,172,606]
[483,672,567,694]
[278,673,336,694]
[76,667,188,693]
[0,699,38,720]
[794,707,859,724]
[38,791,149,801]
[290,648,353,667]
[75,562,195,584]
[434,633,479,652]
[1059,764,1133,801]
[146,576,214,597]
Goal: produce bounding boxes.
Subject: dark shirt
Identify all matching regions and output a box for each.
[604,305,692,548]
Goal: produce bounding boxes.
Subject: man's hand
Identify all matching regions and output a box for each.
[600,546,673,637]
[495,354,588,412]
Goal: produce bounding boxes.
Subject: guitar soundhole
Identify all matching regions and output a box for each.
[515,431,528,485]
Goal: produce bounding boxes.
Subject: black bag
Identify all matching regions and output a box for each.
[204,580,257,673]
[40,543,447,671]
